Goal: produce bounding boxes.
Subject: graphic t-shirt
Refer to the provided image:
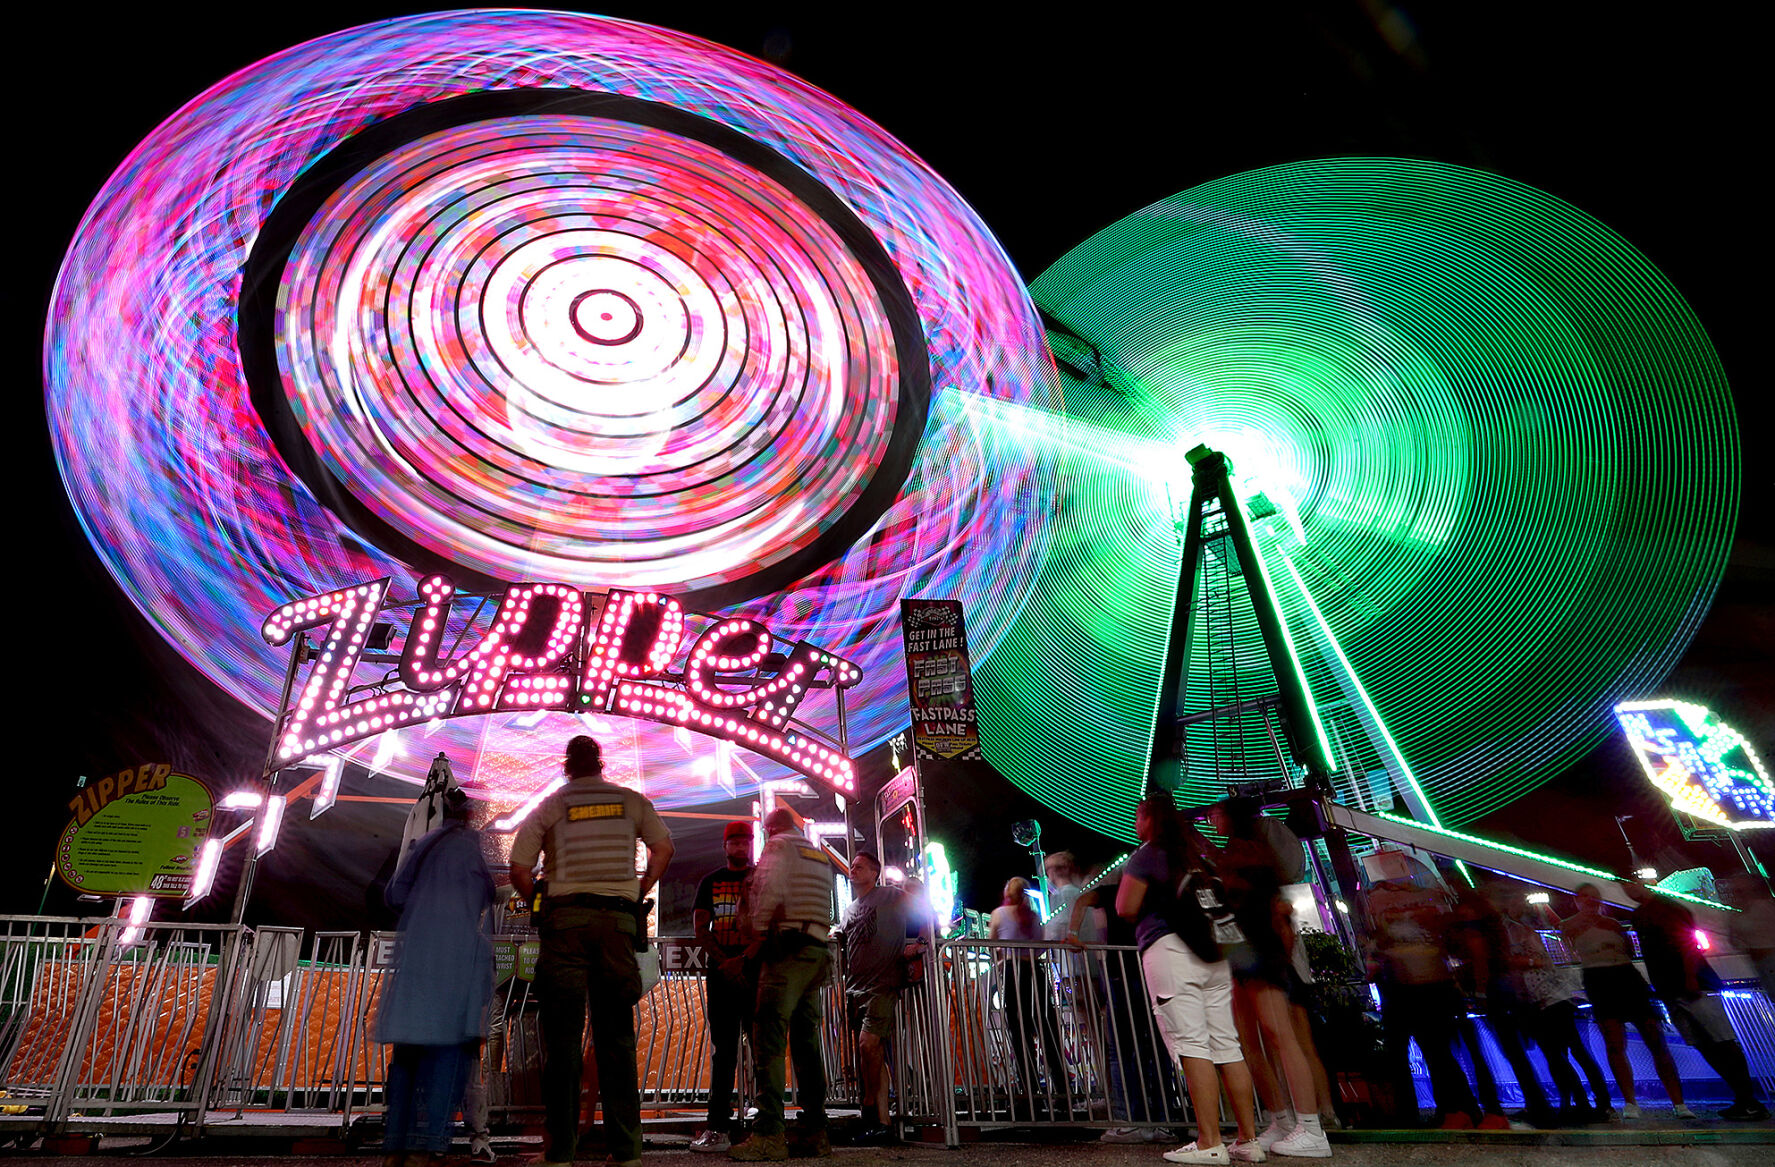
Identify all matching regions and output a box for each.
[695,867,752,954]
[841,886,911,995]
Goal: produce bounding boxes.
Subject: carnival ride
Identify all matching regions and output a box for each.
[43,14,1742,901]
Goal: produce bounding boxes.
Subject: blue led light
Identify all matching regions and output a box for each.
[1615,700,1774,830]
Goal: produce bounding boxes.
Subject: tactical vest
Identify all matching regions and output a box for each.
[545,781,643,898]
[774,836,836,927]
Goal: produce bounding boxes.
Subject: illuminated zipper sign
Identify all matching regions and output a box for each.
[262,576,863,793]
[1615,699,1773,831]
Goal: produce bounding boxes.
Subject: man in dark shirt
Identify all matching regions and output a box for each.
[1624,876,1767,1120]
[836,851,919,1143]
[690,821,756,1152]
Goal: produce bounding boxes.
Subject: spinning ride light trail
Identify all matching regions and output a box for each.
[45,11,1060,807]
[981,158,1738,842]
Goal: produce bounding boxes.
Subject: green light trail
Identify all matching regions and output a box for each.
[973,158,1738,844]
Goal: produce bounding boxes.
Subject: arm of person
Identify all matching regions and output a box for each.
[1063,887,1097,947]
[749,840,786,934]
[639,836,674,899]
[1676,907,1704,992]
[508,861,536,901]
[988,906,1003,941]
[506,801,550,903]
[386,844,422,911]
[693,871,715,943]
[1116,875,1147,923]
[634,798,675,899]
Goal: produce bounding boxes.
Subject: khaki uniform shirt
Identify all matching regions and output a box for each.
[509,777,670,901]
[750,832,836,938]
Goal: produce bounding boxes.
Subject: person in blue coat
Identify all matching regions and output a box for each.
[376,787,496,1165]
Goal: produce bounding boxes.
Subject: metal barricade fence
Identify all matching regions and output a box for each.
[0,914,255,1132]
[930,937,1193,1139]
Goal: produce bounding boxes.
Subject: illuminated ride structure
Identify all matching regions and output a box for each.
[42,15,1747,934]
[984,159,1741,860]
[44,10,1062,892]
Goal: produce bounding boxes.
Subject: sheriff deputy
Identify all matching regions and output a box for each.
[728,807,838,1161]
[509,735,674,1167]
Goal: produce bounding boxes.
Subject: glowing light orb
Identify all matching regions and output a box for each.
[984,158,1738,839]
[46,11,1058,805]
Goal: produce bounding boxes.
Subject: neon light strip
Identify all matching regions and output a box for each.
[1040,850,1132,924]
[490,777,566,832]
[1279,553,1474,886]
[1370,810,1730,912]
[118,896,153,948]
[185,839,224,905]
[311,756,345,819]
[1235,496,1336,773]
[1278,555,1447,826]
[255,796,286,856]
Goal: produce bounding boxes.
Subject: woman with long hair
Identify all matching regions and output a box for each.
[1558,883,1690,1119]
[1118,791,1263,1164]
[991,875,1066,1118]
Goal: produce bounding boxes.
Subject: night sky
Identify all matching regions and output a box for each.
[7,4,1767,920]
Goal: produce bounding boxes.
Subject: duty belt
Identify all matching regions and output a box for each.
[546,892,636,912]
[776,921,830,942]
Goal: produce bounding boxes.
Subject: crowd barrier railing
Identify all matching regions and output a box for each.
[9,914,1772,1147]
[929,937,1198,1141]
[0,914,256,1133]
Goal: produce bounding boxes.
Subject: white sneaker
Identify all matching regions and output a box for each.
[1271,1121,1331,1159]
[688,1129,731,1153]
[1672,1104,1696,1119]
[1163,1141,1231,1165]
[1098,1127,1150,1144]
[1255,1116,1296,1151]
[1620,1103,1642,1120]
[1229,1138,1269,1162]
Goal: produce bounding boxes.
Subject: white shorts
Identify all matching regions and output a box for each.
[1141,933,1242,1065]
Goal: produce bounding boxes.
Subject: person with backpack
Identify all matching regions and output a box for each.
[1117,791,1265,1164]
[1208,799,1332,1156]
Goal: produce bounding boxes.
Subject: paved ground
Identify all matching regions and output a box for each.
[12,1129,1775,1166]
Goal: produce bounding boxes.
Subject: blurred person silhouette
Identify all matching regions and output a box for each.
[1503,889,1611,1123]
[689,820,756,1154]
[730,807,838,1161]
[1558,883,1688,1119]
[1446,883,1551,1127]
[1069,868,1183,1142]
[1365,875,1482,1128]
[1208,799,1329,1156]
[376,786,496,1167]
[1118,790,1264,1163]
[990,875,1067,1119]
[1623,875,1767,1120]
[837,850,921,1143]
[1721,874,1775,1006]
